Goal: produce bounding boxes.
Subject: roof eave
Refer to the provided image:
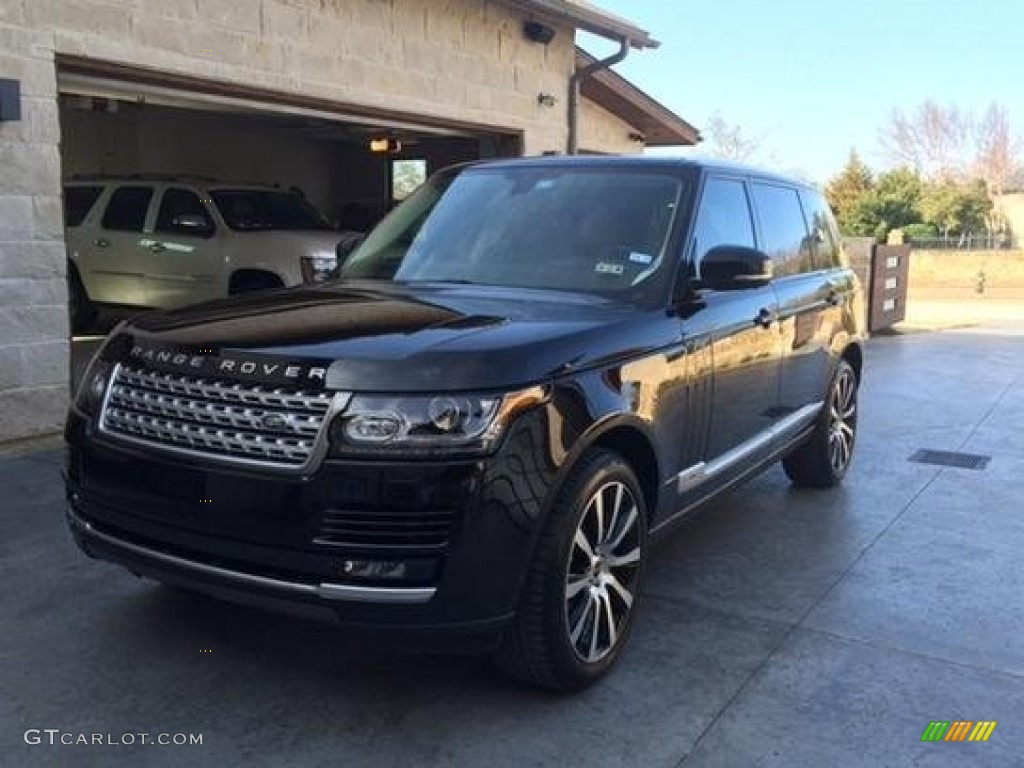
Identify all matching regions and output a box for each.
[576,48,701,147]
[496,0,659,49]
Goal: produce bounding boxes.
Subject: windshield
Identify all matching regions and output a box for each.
[210,189,332,231]
[338,166,686,302]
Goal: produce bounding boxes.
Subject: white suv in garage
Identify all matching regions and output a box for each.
[64,176,344,331]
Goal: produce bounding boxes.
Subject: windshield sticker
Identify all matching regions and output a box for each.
[596,262,625,275]
[628,252,654,265]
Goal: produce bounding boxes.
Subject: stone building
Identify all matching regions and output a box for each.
[0,0,698,443]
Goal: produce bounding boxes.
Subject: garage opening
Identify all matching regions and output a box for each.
[56,59,521,377]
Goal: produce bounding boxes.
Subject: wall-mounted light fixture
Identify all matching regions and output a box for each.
[537,92,557,108]
[0,79,21,122]
[369,137,402,154]
[523,21,556,45]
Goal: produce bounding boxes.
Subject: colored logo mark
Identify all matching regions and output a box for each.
[921,721,997,742]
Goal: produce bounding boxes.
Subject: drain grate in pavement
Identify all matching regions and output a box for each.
[908,449,991,470]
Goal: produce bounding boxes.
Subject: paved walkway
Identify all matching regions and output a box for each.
[3,326,1024,767]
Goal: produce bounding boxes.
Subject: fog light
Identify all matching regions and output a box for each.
[342,560,407,580]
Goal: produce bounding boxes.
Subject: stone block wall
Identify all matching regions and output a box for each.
[578,98,639,155]
[0,0,584,442]
[0,18,67,441]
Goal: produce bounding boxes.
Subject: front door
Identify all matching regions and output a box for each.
[141,187,223,309]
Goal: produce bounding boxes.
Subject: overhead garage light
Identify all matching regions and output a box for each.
[369,137,402,154]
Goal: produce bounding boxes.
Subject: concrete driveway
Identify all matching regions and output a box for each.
[4,326,1024,767]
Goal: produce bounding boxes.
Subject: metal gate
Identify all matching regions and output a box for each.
[869,245,911,331]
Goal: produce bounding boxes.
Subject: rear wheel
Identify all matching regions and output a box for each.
[783,359,858,487]
[495,450,647,692]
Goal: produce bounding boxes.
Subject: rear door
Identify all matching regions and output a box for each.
[142,186,224,308]
[751,181,827,416]
[800,187,859,365]
[82,184,156,306]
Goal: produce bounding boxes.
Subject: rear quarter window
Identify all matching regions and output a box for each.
[63,186,103,228]
[799,188,843,269]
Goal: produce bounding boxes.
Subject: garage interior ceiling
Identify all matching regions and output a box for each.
[57,71,475,141]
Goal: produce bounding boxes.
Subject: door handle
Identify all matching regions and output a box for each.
[94,238,110,248]
[754,307,775,328]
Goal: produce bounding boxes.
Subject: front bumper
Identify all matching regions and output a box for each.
[65,406,559,643]
[67,505,436,604]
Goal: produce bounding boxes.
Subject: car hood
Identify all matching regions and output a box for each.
[119,282,680,391]
[234,229,343,255]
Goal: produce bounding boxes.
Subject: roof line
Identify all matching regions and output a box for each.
[494,0,659,49]
[576,47,701,147]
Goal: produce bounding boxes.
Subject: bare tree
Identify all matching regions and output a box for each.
[974,102,1023,197]
[703,111,760,162]
[878,101,973,181]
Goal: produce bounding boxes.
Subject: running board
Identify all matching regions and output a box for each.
[673,401,823,494]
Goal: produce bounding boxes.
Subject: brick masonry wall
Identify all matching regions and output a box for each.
[0,0,585,442]
[907,250,1024,301]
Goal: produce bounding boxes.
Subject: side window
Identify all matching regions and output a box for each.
[155,188,215,238]
[64,186,103,228]
[101,186,154,232]
[692,177,755,275]
[799,188,841,269]
[751,183,814,277]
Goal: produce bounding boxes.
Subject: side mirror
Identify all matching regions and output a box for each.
[697,245,772,290]
[174,214,213,232]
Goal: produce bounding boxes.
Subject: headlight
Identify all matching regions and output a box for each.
[329,386,548,457]
[301,255,338,283]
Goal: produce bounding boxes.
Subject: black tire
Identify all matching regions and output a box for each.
[68,266,96,335]
[783,359,859,488]
[495,449,648,692]
[229,272,284,295]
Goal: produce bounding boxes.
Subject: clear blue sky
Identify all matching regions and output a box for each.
[582,0,1023,183]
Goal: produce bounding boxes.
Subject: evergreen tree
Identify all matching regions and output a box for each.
[825,150,874,234]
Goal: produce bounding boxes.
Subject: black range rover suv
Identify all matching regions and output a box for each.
[66,157,865,691]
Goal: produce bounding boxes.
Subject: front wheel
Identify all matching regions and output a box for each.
[495,450,647,692]
[783,359,859,487]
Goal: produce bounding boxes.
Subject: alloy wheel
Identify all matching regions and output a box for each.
[564,481,642,664]
[828,367,857,473]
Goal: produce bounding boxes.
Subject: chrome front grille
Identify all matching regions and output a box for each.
[100,364,346,471]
